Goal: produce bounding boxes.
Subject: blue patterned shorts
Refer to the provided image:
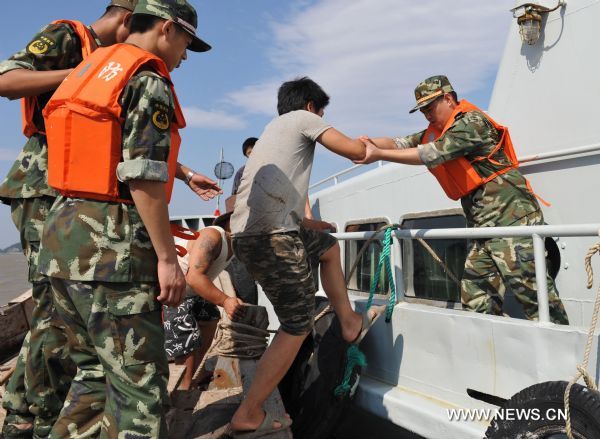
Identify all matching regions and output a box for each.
[163,296,220,359]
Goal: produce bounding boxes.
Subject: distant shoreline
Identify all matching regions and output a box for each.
[0,252,30,306]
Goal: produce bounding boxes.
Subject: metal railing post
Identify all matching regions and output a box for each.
[532,233,550,323]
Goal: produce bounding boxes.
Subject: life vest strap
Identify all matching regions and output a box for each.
[526,179,551,207]
[171,224,199,257]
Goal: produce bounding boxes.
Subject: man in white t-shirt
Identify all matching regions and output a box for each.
[229,77,377,436]
[164,212,245,390]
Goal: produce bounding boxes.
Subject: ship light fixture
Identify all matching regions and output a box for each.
[511,1,566,45]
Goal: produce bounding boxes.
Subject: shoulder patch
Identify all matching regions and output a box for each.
[151,101,171,131]
[27,35,57,55]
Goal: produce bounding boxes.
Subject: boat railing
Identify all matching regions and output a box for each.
[333,223,600,324]
[309,141,600,191]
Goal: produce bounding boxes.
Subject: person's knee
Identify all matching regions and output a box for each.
[280,316,314,337]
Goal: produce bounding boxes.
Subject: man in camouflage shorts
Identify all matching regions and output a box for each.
[356,75,568,325]
[0,3,137,437]
[233,227,338,335]
[229,77,372,435]
[36,1,213,437]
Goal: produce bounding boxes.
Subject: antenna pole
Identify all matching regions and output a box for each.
[215,148,224,216]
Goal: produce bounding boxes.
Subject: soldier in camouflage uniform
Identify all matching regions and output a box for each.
[357,75,568,325]
[36,1,212,437]
[0,3,137,437]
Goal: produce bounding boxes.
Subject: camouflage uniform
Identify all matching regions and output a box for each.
[36,68,174,438]
[232,227,337,335]
[0,22,102,439]
[37,0,210,434]
[397,75,568,325]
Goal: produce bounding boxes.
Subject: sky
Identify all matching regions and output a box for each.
[0,0,513,249]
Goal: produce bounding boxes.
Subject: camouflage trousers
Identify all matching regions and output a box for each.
[461,236,569,325]
[233,227,337,336]
[48,278,170,439]
[2,197,75,439]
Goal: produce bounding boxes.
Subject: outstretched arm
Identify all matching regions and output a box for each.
[354,137,423,165]
[317,128,366,161]
[0,68,73,99]
[176,162,222,201]
[186,228,244,320]
[364,137,398,150]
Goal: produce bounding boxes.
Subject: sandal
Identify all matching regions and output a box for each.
[352,305,386,345]
[230,411,292,438]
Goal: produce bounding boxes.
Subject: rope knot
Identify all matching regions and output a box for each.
[585,242,600,289]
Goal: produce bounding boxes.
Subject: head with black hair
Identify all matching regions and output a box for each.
[129,13,163,34]
[91,1,136,46]
[277,77,330,116]
[242,137,258,158]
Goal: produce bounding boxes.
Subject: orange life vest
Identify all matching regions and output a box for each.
[43,43,186,203]
[21,20,97,138]
[421,100,519,201]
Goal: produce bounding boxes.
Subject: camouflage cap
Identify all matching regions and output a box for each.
[110,0,138,11]
[133,0,211,52]
[409,75,455,114]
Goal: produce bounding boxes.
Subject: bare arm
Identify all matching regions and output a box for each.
[317,128,366,161]
[354,138,423,165]
[303,196,336,231]
[175,162,222,201]
[129,180,186,307]
[304,198,313,219]
[186,229,244,320]
[302,217,337,232]
[366,137,398,150]
[0,68,73,99]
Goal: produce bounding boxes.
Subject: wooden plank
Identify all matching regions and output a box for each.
[0,299,30,357]
[171,388,242,438]
[8,289,32,305]
[0,385,6,432]
[169,305,292,438]
[167,364,187,395]
[237,359,293,439]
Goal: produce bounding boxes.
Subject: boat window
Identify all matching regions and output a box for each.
[402,214,467,302]
[344,221,390,295]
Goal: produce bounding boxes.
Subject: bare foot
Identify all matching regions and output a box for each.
[341,311,363,343]
[341,306,386,343]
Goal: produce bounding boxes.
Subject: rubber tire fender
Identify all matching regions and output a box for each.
[485,381,600,439]
[279,297,361,439]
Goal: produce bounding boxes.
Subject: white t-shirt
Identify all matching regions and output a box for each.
[176,226,232,297]
[231,110,331,236]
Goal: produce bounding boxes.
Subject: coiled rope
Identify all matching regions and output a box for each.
[564,241,600,439]
[194,319,270,384]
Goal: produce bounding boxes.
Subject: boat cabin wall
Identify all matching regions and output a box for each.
[310,159,600,328]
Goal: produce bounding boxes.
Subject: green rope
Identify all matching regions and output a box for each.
[335,226,399,397]
[365,226,398,323]
[334,344,367,396]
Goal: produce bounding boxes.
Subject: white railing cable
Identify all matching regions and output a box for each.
[332,223,600,325]
[310,142,600,191]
